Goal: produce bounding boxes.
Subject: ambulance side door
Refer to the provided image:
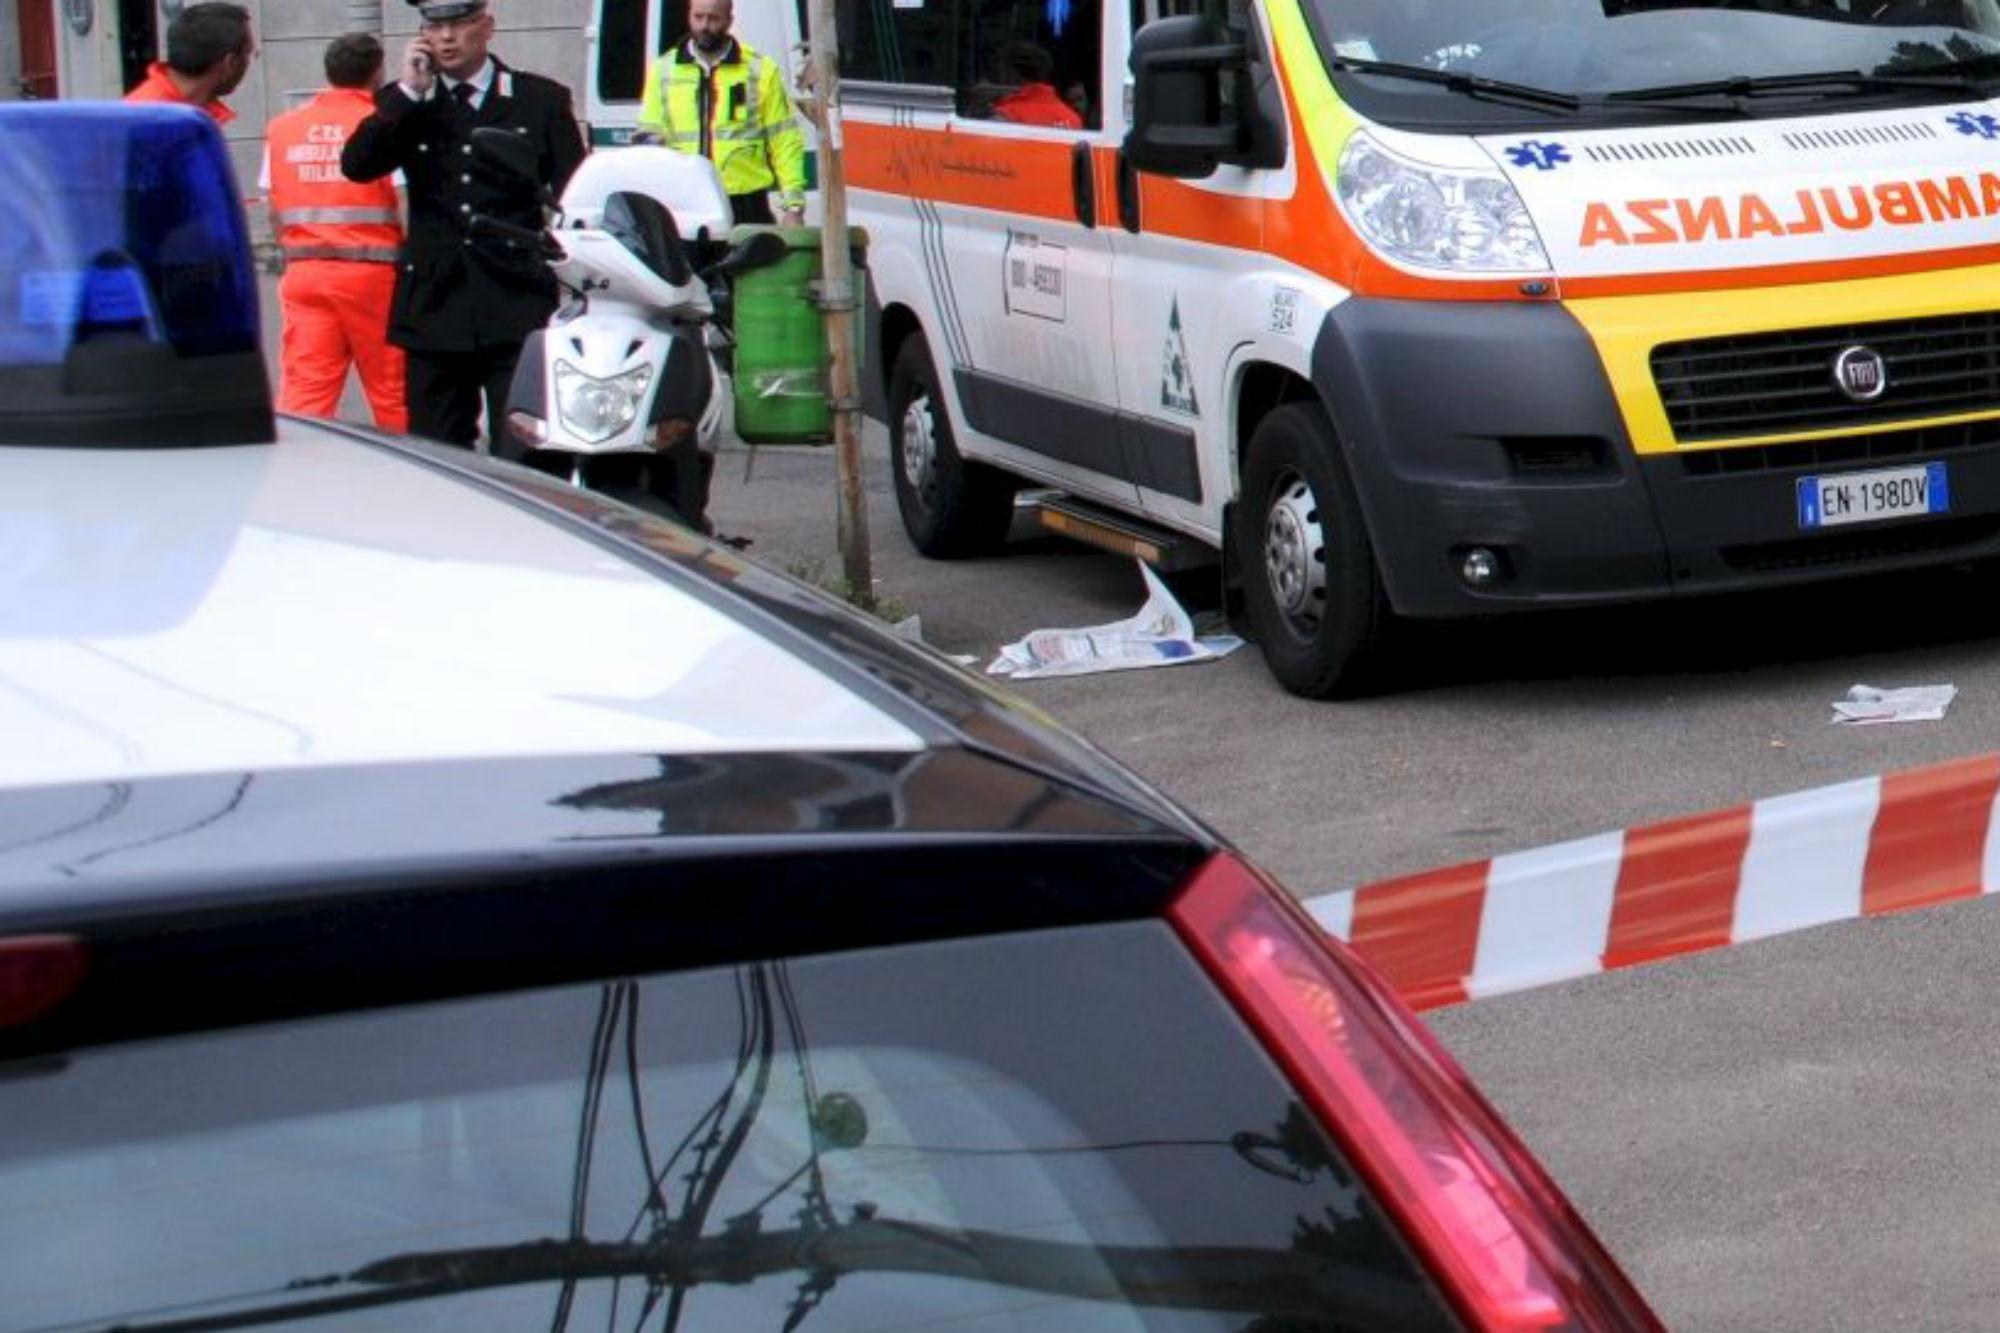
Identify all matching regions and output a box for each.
[1108,0,1289,536]
[924,0,1135,508]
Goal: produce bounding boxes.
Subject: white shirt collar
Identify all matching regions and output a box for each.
[442,58,496,102]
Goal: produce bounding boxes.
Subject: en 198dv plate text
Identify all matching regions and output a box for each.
[1797,462,1948,530]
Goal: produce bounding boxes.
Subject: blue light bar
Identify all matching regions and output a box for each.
[0,104,273,446]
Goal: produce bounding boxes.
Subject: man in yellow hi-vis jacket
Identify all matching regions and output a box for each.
[637,0,807,225]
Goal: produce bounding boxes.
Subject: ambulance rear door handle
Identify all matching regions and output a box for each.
[1070,141,1097,230]
[1116,149,1140,233]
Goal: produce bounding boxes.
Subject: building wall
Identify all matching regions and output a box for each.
[25,1,590,239]
[261,0,590,119]
[248,0,589,243]
[0,0,20,100]
[52,0,126,108]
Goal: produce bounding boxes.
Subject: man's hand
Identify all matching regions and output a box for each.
[401,37,438,96]
[779,207,805,227]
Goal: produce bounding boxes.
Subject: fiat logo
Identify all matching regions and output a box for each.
[1832,346,1889,402]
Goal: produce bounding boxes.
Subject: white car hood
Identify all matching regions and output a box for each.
[0,427,922,791]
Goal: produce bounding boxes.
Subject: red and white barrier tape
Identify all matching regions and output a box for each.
[1306,753,2000,1011]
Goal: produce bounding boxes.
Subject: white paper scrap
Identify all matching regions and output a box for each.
[986,561,1243,680]
[1830,683,1957,725]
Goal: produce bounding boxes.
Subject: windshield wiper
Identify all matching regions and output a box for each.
[1603,67,1987,108]
[1328,55,1582,113]
[47,1220,1443,1333]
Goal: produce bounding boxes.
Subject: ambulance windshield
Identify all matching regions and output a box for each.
[1316,0,2000,123]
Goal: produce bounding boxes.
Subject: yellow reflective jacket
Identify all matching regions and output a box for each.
[636,39,806,209]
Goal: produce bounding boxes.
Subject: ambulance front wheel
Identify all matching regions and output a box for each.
[889,334,1016,558]
[1235,404,1394,699]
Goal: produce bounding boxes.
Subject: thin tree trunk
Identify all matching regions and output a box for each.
[804,0,875,609]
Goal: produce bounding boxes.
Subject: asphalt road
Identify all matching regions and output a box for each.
[710,423,2000,1332]
[711,424,2000,891]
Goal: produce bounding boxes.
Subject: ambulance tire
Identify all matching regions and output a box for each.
[890,334,1016,558]
[1236,404,1393,699]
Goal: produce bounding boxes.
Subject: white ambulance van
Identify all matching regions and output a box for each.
[602,0,2000,698]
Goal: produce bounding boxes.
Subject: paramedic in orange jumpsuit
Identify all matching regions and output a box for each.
[263,33,409,430]
[990,41,1082,129]
[123,2,255,123]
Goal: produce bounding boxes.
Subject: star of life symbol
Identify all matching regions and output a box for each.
[1160,297,1199,418]
[1505,140,1571,171]
[1947,111,2000,140]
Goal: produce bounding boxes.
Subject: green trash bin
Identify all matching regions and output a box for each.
[727,225,867,445]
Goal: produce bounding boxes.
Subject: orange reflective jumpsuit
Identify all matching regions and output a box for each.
[124,62,236,123]
[265,87,407,431]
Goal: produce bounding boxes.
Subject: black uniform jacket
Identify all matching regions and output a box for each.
[341,59,586,353]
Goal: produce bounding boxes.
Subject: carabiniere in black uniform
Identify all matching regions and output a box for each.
[341,51,584,447]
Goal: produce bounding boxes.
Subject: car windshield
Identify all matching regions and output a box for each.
[0,921,1456,1333]
[1311,0,2000,121]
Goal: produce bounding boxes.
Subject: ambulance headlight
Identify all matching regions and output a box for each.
[554,360,653,443]
[1336,133,1549,274]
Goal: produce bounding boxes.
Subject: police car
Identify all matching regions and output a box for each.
[0,106,1657,1332]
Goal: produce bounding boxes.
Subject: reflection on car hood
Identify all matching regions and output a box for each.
[0,423,923,791]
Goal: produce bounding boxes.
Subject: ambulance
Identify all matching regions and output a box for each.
[598,0,2000,697]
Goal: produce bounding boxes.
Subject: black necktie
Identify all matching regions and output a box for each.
[451,82,477,115]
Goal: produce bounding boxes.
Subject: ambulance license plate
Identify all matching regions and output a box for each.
[1796,462,1948,530]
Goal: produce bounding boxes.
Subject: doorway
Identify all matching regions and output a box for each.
[18,0,56,98]
[116,0,154,91]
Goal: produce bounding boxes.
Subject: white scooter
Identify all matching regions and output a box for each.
[469,131,783,530]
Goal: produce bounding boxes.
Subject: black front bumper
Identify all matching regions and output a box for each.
[1311,299,2000,618]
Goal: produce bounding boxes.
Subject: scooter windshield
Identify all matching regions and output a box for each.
[601,190,693,288]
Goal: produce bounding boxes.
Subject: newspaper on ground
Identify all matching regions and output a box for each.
[1830,683,1957,725]
[986,560,1245,680]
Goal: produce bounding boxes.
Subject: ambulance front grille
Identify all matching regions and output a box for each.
[1652,312,2000,443]
[1676,417,2000,477]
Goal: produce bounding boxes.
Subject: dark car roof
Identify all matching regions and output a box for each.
[0,422,1215,1057]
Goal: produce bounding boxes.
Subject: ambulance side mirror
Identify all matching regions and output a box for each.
[1124,15,1275,179]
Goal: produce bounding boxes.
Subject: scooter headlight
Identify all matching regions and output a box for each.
[554,360,654,444]
[1335,133,1549,274]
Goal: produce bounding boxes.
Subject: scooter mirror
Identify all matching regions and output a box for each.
[603,191,694,288]
[711,229,789,279]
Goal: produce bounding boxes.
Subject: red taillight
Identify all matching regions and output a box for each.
[0,935,86,1029]
[1169,853,1661,1333]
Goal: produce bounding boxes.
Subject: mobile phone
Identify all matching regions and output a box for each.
[415,49,435,74]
